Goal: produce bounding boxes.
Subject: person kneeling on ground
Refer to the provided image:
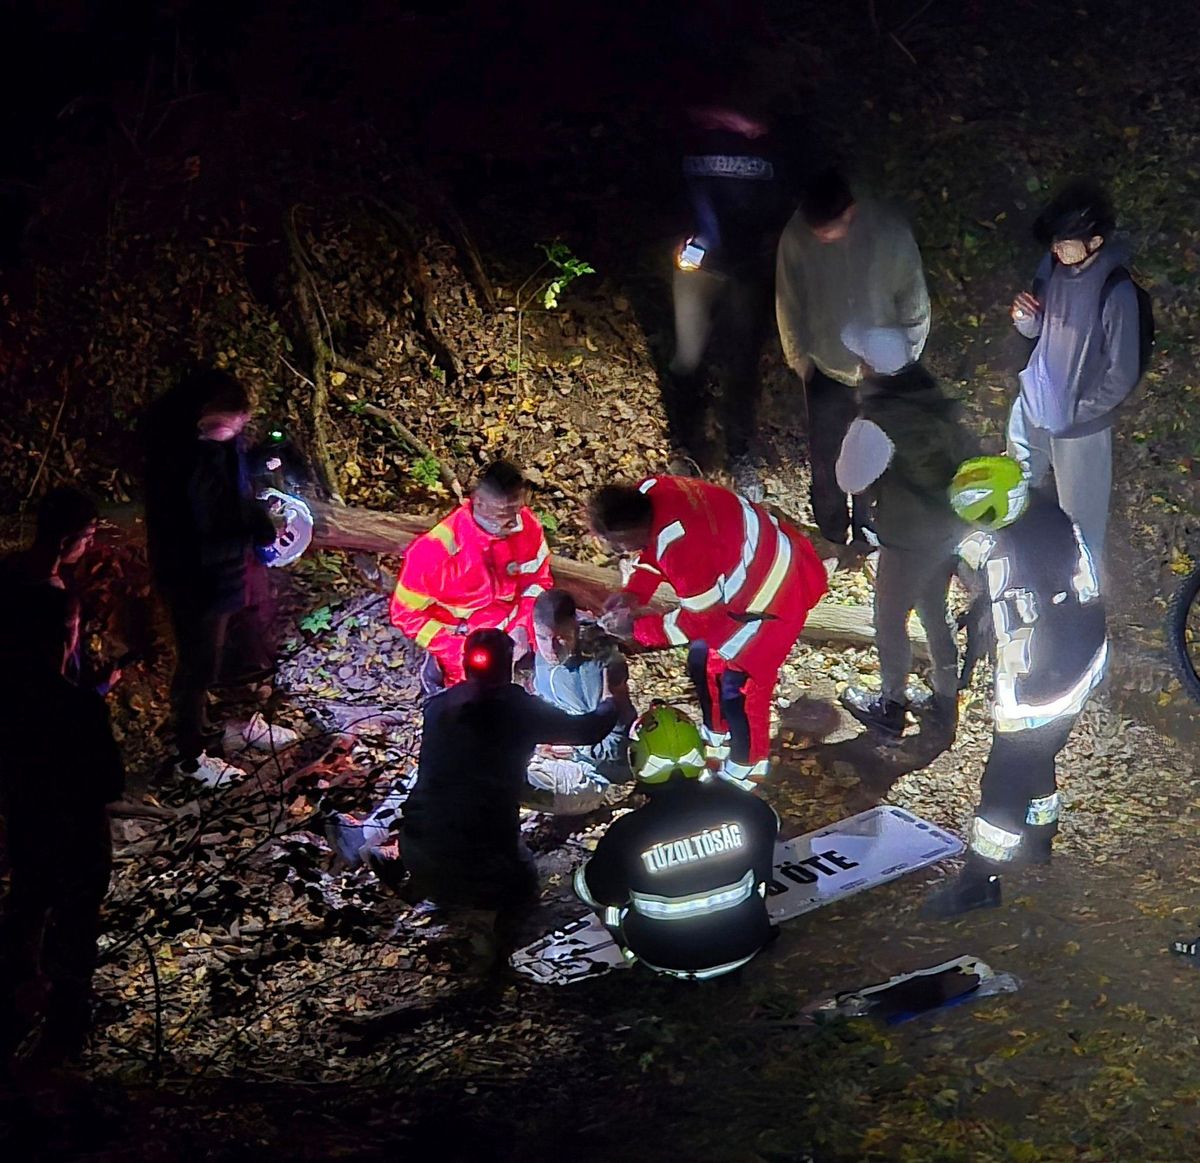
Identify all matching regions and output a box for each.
[575,704,780,981]
[526,589,637,814]
[924,456,1106,919]
[401,629,632,956]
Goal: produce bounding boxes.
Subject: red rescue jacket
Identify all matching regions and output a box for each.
[624,476,827,664]
[390,502,553,682]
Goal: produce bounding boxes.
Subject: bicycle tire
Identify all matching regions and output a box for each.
[1167,563,1200,703]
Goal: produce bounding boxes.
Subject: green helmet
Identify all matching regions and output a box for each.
[629,704,707,785]
[949,456,1029,531]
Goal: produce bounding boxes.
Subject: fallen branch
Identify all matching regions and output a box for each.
[357,401,463,502]
[284,206,342,503]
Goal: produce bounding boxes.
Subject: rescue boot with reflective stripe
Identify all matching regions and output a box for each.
[840,687,906,738]
[921,863,1003,920]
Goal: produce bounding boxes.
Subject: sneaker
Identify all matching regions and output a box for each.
[177,751,244,788]
[243,712,299,752]
[921,870,1002,920]
[840,687,906,738]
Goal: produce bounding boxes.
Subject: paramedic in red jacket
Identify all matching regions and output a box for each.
[390,461,554,690]
[590,476,827,789]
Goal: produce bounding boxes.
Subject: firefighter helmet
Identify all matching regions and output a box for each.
[629,703,707,785]
[949,456,1029,531]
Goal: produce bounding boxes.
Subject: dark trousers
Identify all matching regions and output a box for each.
[668,265,773,462]
[0,806,112,1055]
[687,641,751,761]
[164,590,232,761]
[403,835,538,914]
[976,714,1076,857]
[804,368,868,544]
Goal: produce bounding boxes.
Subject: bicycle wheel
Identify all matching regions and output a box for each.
[1167,563,1200,703]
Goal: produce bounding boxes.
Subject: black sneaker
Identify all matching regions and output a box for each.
[840,687,906,738]
[921,871,1002,919]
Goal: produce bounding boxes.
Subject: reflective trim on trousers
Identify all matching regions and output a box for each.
[630,870,757,921]
[994,638,1108,733]
[663,609,689,646]
[637,949,760,981]
[718,617,762,663]
[1026,792,1061,827]
[574,864,600,909]
[719,757,769,791]
[702,725,731,762]
[969,815,1022,863]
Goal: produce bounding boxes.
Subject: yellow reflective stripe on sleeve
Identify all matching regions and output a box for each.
[516,543,550,574]
[392,582,433,612]
[415,619,446,648]
[745,519,792,614]
[429,522,458,555]
[662,609,688,646]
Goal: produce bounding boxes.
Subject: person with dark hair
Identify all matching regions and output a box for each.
[666,98,795,488]
[831,327,973,740]
[143,368,277,785]
[390,459,554,692]
[775,169,930,546]
[1008,178,1141,565]
[401,629,631,947]
[0,585,125,1064]
[591,475,827,789]
[526,588,636,811]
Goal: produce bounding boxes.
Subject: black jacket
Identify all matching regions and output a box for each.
[144,393,274,611]
[578,777,779,977]
[404,680,619,865]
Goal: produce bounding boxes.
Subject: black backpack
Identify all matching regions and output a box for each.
[1101,266,1155,381]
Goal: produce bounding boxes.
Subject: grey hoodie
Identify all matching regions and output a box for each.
[1014,238,1141,437]
[532,652,633,783]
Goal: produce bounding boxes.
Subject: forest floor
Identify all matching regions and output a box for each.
[4,1,1200,1160]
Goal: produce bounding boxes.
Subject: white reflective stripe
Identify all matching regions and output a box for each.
[678,747,706,768]
[638,949,759,981]
[969,816,1022,863]
[1071,525,1100,603]
[496,604,521,630]
[630,869,756,921]
[1013,590,1037,624]
[721,498,761,604]
[718,617,761,662]
[639,478,658,494]
[1026,792,1061,827]
[656,520,686,559]
[662,609,689,646]
[746,519,792,614]
[522,583,547,600]
[679,578,724,612]
[516,543,549,574]
[985,555,1011,601]
[702,726,731,761]
[994,638,1108,733]
[957,530,995,571]
[722,758,769,789]
[639,752,680,780]
[574,864,601,908]
[604,906,625,929]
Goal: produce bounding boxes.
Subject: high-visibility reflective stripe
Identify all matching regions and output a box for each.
[957,530,995,571]
[392,582,433,612]
[985,555,1011,601]
[639,478,658,494]
[656,520,686,559]
[746,520,792,614]
[516,543,549,574]
[415,619,446,648]
[1026,792,1061,827]
[720,757,769,790]
[630,869,757,921]
[522,583,547,600]
[702,726,731,762]
[679,579,724,612]
[430,523,458,555]
[718,617,761,662]
[994,638,1108,733]
[969,816,1022,863]
[663,609,689,646]
[496,604,521,631]
[638,949,760,981]
[574,865,600,908]
[604,906,624,929]
[721,498,761,605]
[1071,526,1100,603]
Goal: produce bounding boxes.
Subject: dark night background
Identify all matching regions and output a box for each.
[4,1,1200,1160]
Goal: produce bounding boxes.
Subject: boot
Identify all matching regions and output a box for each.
[840,687,906,738]
[921,866,1002,920]
[920,693,959,745]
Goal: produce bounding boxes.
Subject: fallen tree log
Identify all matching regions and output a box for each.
[307,500,927,657]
